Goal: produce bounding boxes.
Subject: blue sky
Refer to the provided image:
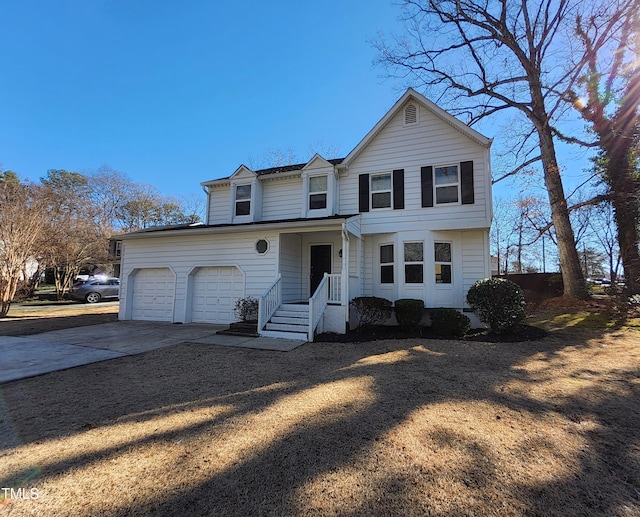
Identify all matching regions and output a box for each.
[1,0,412,197]
[1,0,594,204]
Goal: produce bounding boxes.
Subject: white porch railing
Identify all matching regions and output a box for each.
[258,274,281,332]
[327,273,341,303]
[308,273,342,342]
[309,274,329,342]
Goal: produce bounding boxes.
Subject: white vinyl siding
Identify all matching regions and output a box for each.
[120,231,279,323]
[208,186,232,225]
[338,101,490,233]
[261,176,302,221]
[462,230,490,305]
[279,233,303,302]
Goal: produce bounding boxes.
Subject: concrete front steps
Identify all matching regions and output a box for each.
[260,303,309,341]
[217,321,259,337]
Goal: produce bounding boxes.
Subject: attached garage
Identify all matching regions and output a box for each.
[130,268,176,322]
[190,266,245,324]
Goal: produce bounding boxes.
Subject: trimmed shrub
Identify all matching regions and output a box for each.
[429,308,471,337]
[394,298,424,331]
[466,278,526,334]
[350,296,393,330]
[234,296,258,322]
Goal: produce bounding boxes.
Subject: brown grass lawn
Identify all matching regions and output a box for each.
[1,302,640,516]
[0,302,118,336]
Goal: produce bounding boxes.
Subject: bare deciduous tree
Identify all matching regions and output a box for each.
[85,166,205,232]
[589,202,622,283]
[566,0,640,294]
[87,165,138,232]
[0,182,50,316]
[1,166,206,312]
[376,0,590,299]
[39,170,110,299]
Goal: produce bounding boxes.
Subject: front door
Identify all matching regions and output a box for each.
[310,244,332,295]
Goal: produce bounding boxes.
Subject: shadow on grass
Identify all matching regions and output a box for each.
[1,323,639,515]
[0,313,118,336]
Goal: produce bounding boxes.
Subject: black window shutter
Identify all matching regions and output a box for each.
[393,169,404,209]
[461,161,474,204]
[421,166,433,207]
[358,174,370,212]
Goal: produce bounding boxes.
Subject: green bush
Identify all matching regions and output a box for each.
[350,296,393,330]
[466,278,526,334]
[234,296,258,321]
[429,308,471,337]
[394,298,424,331]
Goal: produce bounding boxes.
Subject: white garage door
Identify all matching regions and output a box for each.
[191,267,244,324]
[131,268,175,322]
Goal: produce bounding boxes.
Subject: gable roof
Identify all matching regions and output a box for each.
[339,88,491,169]
[254,158,344,177]
[302,154,338,171]
[229,164,256,179]
[202,158,344,187]
[201,88,489,186]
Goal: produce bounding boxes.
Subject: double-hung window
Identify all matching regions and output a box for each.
[371,173,392,209]
[434,165,459,204]
[309,175,327,210]
[235,184,251,216]
[404,242,424,283]
[434,242,452,283]
[380,244,394,284]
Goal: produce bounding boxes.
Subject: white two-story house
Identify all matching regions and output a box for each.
[118,88,492,340]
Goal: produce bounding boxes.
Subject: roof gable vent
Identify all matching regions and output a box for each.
[404,103,418,125]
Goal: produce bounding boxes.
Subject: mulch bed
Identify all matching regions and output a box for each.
[317,324,547,343]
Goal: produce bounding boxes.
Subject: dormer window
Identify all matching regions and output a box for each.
[309,175,327,210]
[371,173,392,209]
[235,184,251,216]
[404,103,418,125]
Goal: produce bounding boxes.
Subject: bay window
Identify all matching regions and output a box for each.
[434,242,452,283]
[404,242,424,283]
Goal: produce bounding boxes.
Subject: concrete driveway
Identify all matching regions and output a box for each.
[0,321,306,384]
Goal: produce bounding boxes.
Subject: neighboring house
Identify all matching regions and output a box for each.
[118,89,493,340]
[108,238,123,278]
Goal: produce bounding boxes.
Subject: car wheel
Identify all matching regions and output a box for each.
[85,292,101,304]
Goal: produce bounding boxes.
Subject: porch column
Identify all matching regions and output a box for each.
[341,224,350,308]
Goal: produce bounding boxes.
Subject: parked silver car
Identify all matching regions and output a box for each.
[68,277,120,303]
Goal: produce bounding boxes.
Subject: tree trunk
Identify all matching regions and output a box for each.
[0,276,19,317]
[608,154,640,295]
[537,125,590,299]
